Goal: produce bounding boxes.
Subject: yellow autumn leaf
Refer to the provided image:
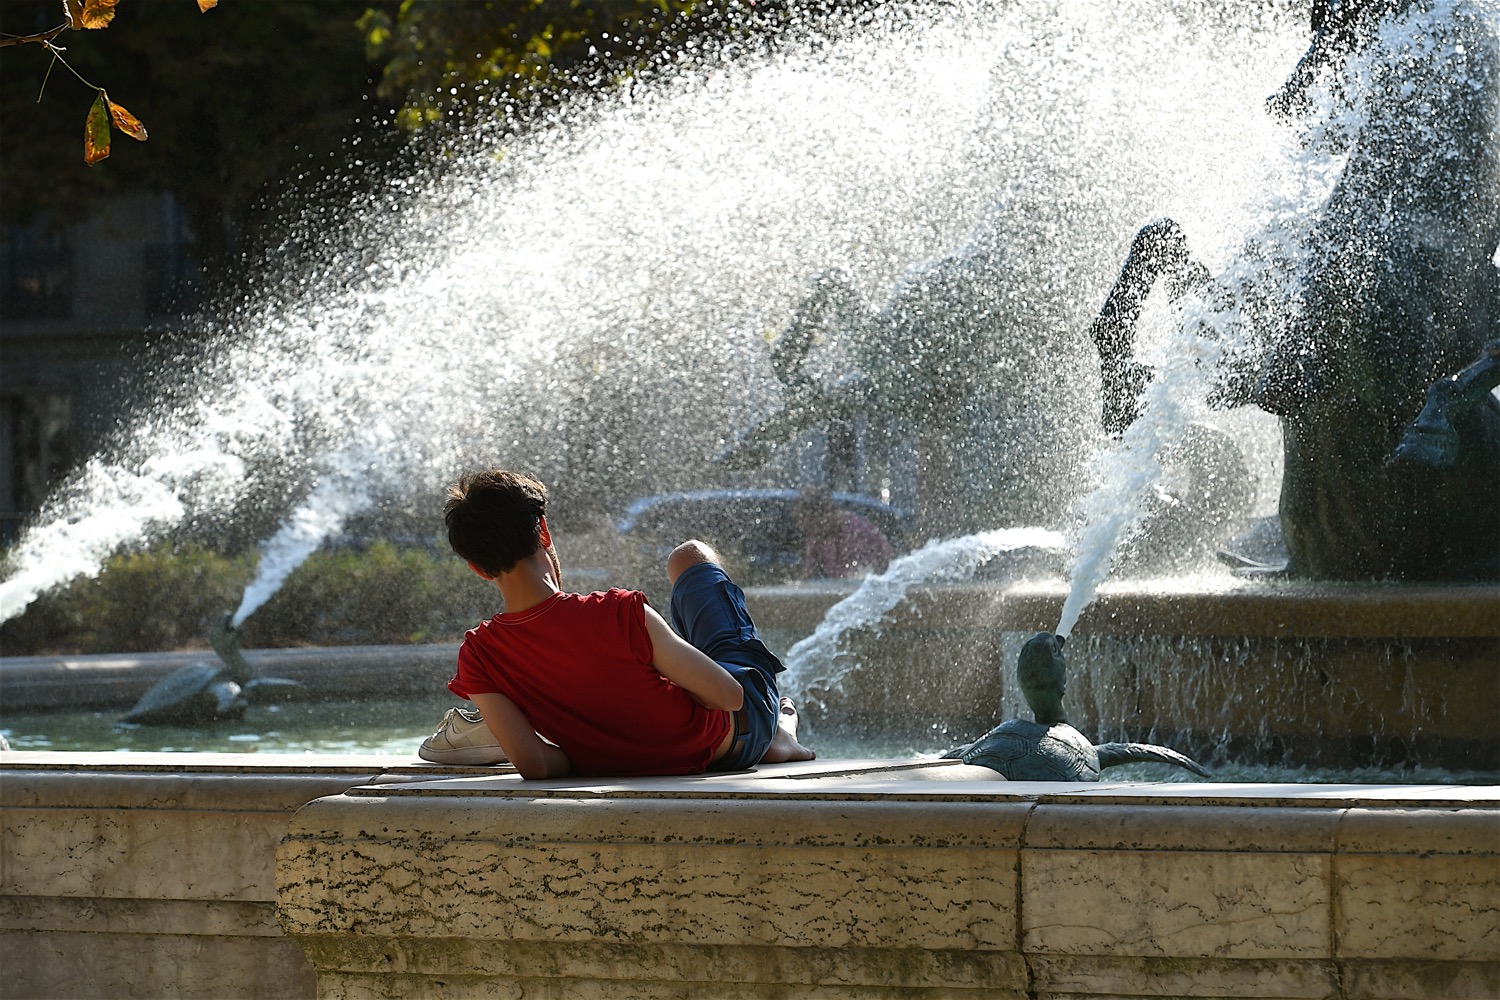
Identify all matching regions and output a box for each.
[197,0,218,11]
[108,99,148,141]
[85,92,112,164]
[62,0,85,29]
[80,0,119,29]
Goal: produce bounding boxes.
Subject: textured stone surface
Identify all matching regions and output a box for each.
[0,928,317,1000]
[1022,805,1338,960]
[1339,958,1500,1000]
[0,755,446,1000]
[1335,809,1500,963]
[4,752,1498,998]
[1027,954,1339,999]
[278,775,1500,998]
[295,938,1030,997]
[1023,849,1331,959]
[278,796,1029,952]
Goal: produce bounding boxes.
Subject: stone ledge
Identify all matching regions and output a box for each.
[1,896,282,938]
[294,936,1031,994]
[1027,954,1341,999]
[5,753,1498,998]
[747,581,1500,639]
[0,928,318,1000]
[0,749,507,776]
[325,763,1500,809]
[0,752,484,1000]
[276,773,1500,997]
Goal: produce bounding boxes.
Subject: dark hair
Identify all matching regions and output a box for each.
[443,470,548,576]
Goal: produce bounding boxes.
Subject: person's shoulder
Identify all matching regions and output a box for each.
[574,586,644,600]
[457,613,503,662]
[462,612,503,641]
[564,588,648,612]
[562,589,650,637]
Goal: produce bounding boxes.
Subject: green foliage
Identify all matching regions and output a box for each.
[358,0,811,130]
[238,540,493,648]
[0,540,493,654]
[0,542,249,653]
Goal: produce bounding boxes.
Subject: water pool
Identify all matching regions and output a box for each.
[1,696,462,757]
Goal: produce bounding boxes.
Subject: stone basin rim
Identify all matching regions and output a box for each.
[3,750,1495,810]
[749,580,1500,638]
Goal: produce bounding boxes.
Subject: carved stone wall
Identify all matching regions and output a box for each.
[277,771,1500,999]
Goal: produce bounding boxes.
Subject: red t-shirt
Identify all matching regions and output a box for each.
[447,589,733,776]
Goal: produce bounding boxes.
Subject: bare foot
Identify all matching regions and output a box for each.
[761,696,816,763]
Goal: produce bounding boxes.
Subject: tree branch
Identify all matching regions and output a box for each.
[0,24,71,49]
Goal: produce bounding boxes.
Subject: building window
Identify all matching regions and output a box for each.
[0,393,72,544]
[1,230,74,321]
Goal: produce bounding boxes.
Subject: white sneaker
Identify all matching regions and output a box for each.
[418,707,510,765]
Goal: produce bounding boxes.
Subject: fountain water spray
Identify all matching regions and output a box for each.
[1056,320,1225,638]
[782,527,1066,709]
[1,1,1308,631]
[229,455,376,628]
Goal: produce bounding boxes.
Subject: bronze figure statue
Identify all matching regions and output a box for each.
[944,632,1211,781]
[1092,0,1500,580]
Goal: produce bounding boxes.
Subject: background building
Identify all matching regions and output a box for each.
[1,193,200,541]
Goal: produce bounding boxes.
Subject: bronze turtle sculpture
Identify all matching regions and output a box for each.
[944,632,1210,781]
[120,613,304,725]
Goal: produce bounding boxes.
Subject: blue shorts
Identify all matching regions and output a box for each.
[668,561,784,771]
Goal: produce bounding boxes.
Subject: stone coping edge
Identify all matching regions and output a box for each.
[5,751,1494,810]
[5,580,1497,712]
[748,580,1500,638]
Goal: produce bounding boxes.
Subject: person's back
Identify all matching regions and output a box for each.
[451,588,730,776]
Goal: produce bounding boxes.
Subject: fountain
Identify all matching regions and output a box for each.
[2,0,1303,631]
[742,0,1500,772]
[0,0,1489,766]
[1087,0,1500,581]
[2,1,1497,995]
[117,613,305,725]
[944,631,1212,780]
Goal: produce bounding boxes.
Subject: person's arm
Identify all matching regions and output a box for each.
[641,604,744,712]
[468,690,574,779]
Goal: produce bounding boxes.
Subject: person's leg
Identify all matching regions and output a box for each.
[667,540,813,766]
[666,540,778,663]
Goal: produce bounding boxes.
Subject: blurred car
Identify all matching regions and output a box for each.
[616,488,913,586]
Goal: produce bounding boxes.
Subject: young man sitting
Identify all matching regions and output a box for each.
[427,469,814,778]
